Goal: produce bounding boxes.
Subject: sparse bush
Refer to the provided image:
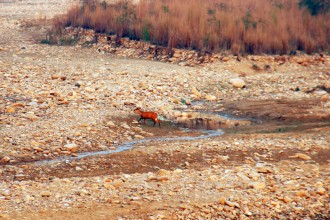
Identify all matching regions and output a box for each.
[51,0,330,54]
[252,64,261,71]
[40,39,51,44]
[299,0,330,15]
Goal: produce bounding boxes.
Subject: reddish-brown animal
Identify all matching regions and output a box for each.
[134,107,160,127]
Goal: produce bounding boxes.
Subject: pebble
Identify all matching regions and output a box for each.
[134,135,144,139]
[283,196,292,203]
[225,200,240,208]
[296,190,310,198]
[289,153,312,160]
[75,166,83,171]
[40,191,51,197]
[1,156,11,163]
[63,143,78,153]
[219,197,226,205]
[228,78,246,88]
[205,94,217,101]
[51,75,59,79]
[191,87,201,98]
[157,169,169,176]
[6,107,15,113]
[249,182,266,190]
[316,187,326,195]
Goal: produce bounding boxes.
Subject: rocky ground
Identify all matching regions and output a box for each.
[0,0,329,219]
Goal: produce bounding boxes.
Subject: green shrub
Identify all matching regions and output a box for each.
[299,0,330,15]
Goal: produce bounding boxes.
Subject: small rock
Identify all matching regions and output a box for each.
[112,179,124,188]
[6,107,15,113]
[25,114,39,121]
[255,163,273,173]
[33,147,43,152]
[205,94,217,101]
[289,153,312,160]
[1,156,11,163]
[222,57,230,62]
[192,87,201,98]
[40,191,51,197]
[131,127,143,132]
[237,172,250,182]
[173,169,183,174]
[316,187,326,195]
[27,101,37,106]
[313,90,327,95]
[249,182,266,190]
[121,122,130,129]
[84,87,94,92]
[157,176,170,181]
[296,190,310,198]
[11,103,25,107]
[14,174,26,181]
[228,78,246,88]
[103,183,112,189]
[106,121,116,127]
[98,144,108,150]
[243,207,252,216]
[128,200,142,206]
[134,135,144,139]
[157,169,169,176]
[75,166,83,171]
[219,197,226,205]
[138,82,148,90]
[51,75,60,80]
[218,155,229,161]
[283,196,292,203]
[225,200,240,208]
[63,143,78,153]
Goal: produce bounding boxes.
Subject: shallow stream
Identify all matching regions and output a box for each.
[33,110,251,165]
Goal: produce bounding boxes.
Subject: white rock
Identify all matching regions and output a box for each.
[63,143,78,153]
[75,166,83,171]
[228,78,246,88]
[192,87,201,98]
[134,135,144,139]
[205,94,217,101]
[106,121,115,127]
[249,182,266,189]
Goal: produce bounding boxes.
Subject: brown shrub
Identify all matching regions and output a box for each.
[53,0,330,54]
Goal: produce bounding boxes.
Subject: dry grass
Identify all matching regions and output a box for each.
[53,0,330,54]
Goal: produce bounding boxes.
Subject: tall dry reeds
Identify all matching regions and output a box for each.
[53,0,330,54]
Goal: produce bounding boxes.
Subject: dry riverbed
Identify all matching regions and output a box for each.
[0,0,330,219]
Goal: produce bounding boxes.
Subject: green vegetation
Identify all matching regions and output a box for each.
[299,0,330,15]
